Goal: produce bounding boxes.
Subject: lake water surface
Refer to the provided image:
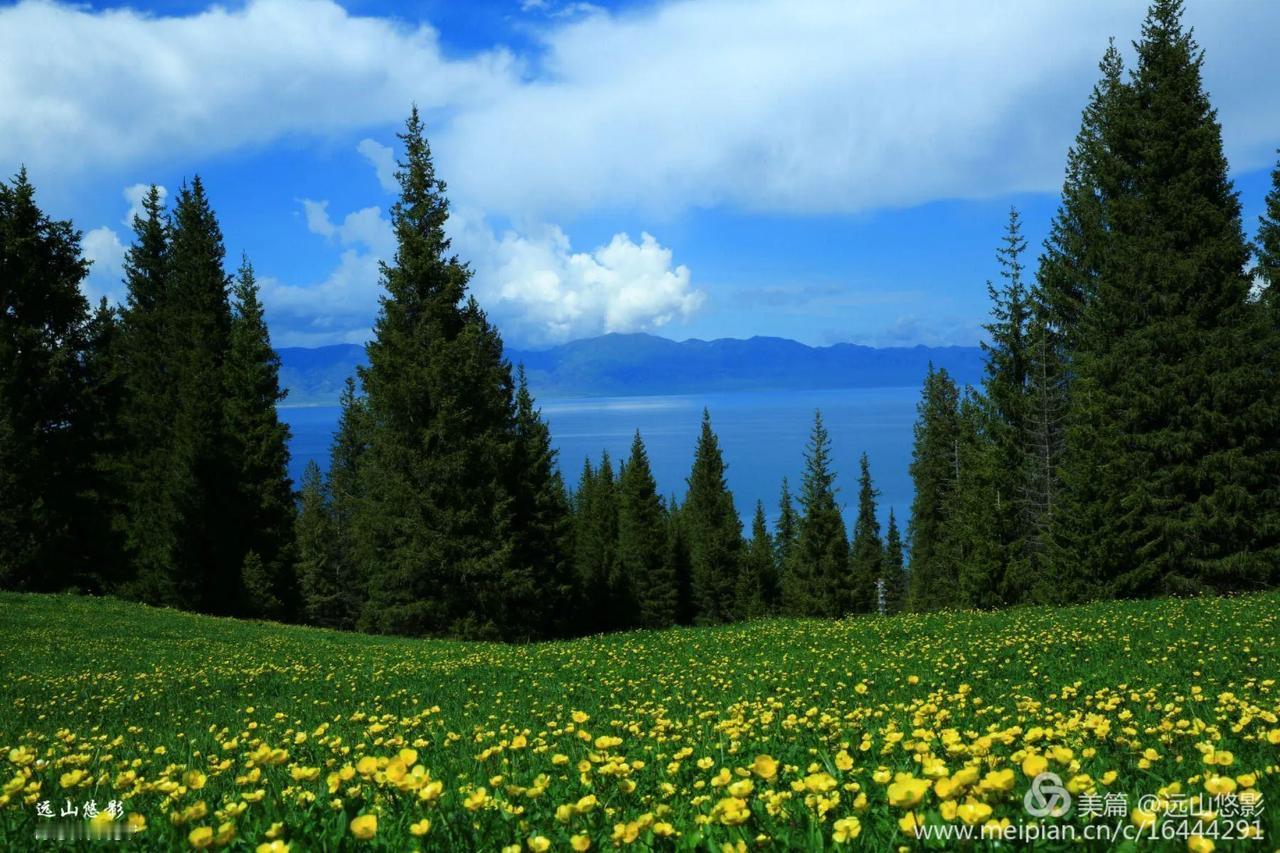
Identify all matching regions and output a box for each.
[281,386,920,530]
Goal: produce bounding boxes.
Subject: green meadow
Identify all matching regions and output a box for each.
[1,591,1277,850]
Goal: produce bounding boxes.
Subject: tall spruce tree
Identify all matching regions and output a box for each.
[354,108,526,639]
[295,460,345,628]
[846,452,883,614]
[225,257,297,619]
[82,298,129,591]
[664,496,696,626]
[618,431,675,628]
[328,376,369,629]
[0,170,112,591]
[1032,44,1127,602]
[1020,305,1068,594]
[783,411,847,617]
[943,390,1004,609]
[774,477,799,574]
[511,367,577,636]
[882,510,908,614]
[116,185,181,603]
[684,410,743,624]
[737,501,777,618]
[906,366,960,611]
[166,177,239,614]
[1036,43,1125,361]
[1062,0,1280,594]
[573,454,619,633]
[981,208,1031,598]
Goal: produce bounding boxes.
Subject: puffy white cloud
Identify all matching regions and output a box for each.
[263,199,395,345]
[435,0,1280,217]
[0,0,515,179]
[263,199,701,347]
[80,182,166,305]
[122,183,167,226]
[81,226,126,305]
[4,0,1279,219]
[356,139,398,194]
[451,211,704,346]
[260,247,383,347]
[300,199,395,257]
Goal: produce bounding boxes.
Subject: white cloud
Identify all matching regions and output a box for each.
[81,182,172,305]
[82,226,126,305]
[356,139,398,193]
[299,199,395,257]
[4,0,1279,219]
[0,0,515,179]
[264,200,701,346]
[452,211,704,346]
[122,183,166,226]
[437,0,1280,217]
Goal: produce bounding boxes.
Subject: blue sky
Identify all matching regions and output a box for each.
[3,0,1278,349]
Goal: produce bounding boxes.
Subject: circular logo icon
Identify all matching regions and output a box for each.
[1023,772,1071,817]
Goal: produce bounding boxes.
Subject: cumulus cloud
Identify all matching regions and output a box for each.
[122,183,167,226]
[81,183,171,305]
[0,0,514,179]
[4,0,1279,219]
[356,139,398,194]
[262,200,394,345]
[82,226,126,305]
[436,0,1280,217]
[263,199,701,347]
[452,211,704,346]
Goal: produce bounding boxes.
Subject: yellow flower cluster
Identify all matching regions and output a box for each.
[0,589,1276,848]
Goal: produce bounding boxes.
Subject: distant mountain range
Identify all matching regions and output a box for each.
[277,333,985,405]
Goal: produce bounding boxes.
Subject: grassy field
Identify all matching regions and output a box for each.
[1,592,1277,851]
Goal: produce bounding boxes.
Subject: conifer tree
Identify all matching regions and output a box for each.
[684,410,743,624]
[618,432,675,628]
[943,390,1003,608]
[116,185,180,603]
[1019,305,1067,592]
[882,510,908,614]
[328,376,369,629]
[354,108,525,638]
[774,477,799,574]
[783,411,847,617]
[296,460,345,628]
[573,454,619,633]
[511,367,576,636]
[664,496,696,626]
[239,551,281,620]
[846,453,883,614]
[166,177,238,614]
[1036,43,1125,359]
[0,170,111,591]
[737,501,777,618]
[225,257,296,619]
[906,366,960,611]
[1062,0,1280,594]
[81,297,129,590]
[1031,43,1127,601]
[981,208,1031,596]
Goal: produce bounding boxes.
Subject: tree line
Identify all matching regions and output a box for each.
[0,107,907,639]
[3,0,1278,639]
[905,0,1280,610]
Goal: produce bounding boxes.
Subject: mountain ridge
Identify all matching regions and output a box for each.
[277,332,985,405]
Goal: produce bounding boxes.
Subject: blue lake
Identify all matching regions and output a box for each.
[281,386,920,530]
